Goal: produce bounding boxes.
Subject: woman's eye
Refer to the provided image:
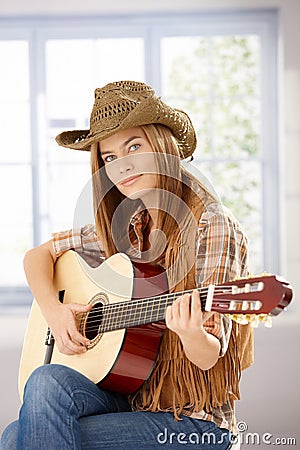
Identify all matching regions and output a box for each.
[104,155,115,163]
[129,143,140,152]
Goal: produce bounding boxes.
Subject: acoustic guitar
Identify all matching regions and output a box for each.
[18,250,293,400]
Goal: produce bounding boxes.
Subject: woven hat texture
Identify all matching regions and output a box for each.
[55,80,197,158]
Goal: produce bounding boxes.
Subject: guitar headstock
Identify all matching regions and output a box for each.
[210,275,293,326]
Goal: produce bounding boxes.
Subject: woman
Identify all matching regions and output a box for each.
[1,80,253,449]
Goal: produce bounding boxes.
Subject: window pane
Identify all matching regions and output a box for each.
[0,40,30,163]
[44,37,144,234]
[197,160,263,274]
[46,40,95,121]
[46,38,144,127]
[161,34,262,272]
[161,37,210,99]
[213,97,260,158]
[46,38,144,164]
[161,35,260,158]
[0,166,32,285]
[94,38,145,85]
[47,163,92,233]
[212,36,260,98]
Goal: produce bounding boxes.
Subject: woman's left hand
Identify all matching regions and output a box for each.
[165,290,219,370]
[165,290,213,339]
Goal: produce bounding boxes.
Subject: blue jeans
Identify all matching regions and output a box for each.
[0,364,232,449]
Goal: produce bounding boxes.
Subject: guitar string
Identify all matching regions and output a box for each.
[80,287,238,334]
[85,285,234,320]
[73,280,264,335]
[81,286,233,325]
[81,305,261,336]
[81,287,240,331]
[83,288,276,335]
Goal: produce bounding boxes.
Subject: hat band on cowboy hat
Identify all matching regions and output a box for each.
[55,80,197,159]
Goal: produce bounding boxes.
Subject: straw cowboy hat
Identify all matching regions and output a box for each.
[55,80,197,159]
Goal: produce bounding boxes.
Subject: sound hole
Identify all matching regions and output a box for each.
[85,301,104,341]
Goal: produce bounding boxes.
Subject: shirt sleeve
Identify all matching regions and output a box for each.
[196,203,249,356]
[51,224,106,266]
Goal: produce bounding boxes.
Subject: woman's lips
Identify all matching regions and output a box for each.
[121,174,142,186]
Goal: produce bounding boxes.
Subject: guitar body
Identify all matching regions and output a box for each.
[18,251,168,401]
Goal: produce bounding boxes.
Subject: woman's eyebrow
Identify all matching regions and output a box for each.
[100,135,142,155]
[100,149,113,156]
[122,136,141,148]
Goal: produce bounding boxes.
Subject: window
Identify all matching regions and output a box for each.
[161,34,262,268]
[0,11,279,306]
[0,40,32,288]
[45,37,144,233]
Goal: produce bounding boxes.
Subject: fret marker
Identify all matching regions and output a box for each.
[204,285,215,311]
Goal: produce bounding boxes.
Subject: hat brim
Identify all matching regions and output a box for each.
[55,97,196,159]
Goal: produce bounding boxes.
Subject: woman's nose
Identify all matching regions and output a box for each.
[119,155,134,173]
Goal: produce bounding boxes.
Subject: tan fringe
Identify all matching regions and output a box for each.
[129,323,252,420]
[129,191,254,419]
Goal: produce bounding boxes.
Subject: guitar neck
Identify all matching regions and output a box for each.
[95,274,292,333]
[99,289,203,333]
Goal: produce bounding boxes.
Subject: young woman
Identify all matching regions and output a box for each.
[0,80,253,449]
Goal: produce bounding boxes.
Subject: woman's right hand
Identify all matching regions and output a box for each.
[44,301,92,355]
[23,240,92,355]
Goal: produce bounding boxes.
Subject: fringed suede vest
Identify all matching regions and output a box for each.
[129,194,254,420]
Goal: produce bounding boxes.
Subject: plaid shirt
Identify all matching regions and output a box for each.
[52,200,248,431]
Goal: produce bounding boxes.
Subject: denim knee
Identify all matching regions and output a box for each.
[0,421,18,450]
[23,364,69,401]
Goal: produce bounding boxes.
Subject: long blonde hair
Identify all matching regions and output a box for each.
[91,124,253,418]
[90,123,214,289]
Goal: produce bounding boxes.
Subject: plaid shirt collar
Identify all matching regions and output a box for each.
[129,205,150,227]
[128,205,151,257]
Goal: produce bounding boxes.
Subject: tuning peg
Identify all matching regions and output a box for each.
[226,314,249,325]
[259,314,273,328]
[247,315,260,328]
[261,271,273,277]
[226,313,274,328]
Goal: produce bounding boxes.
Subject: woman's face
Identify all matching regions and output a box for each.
[99,126,158,199]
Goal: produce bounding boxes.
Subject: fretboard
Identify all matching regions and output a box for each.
[98,288,208,333]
